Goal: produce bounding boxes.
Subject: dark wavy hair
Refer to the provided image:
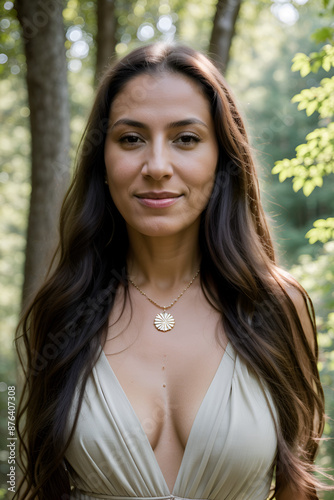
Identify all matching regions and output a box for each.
[15,42,327,499]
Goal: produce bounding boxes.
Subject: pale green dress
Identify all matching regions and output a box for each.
[65,343,278,500]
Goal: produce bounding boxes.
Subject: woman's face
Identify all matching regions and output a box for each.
[104,71,218,238]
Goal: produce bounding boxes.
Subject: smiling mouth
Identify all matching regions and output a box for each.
[135,192,181,199]
[135,192,182,208]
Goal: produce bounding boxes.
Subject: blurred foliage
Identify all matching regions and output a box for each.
[306,217,334,244]
[1,0,334,497]
[271,2,334,495]
[227,0,334,266]
[272,121,334,197]
[272,1,334,244]
[292,44,334,77]
[272,49,334,197]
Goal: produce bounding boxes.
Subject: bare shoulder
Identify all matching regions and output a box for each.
[274,267,316,355]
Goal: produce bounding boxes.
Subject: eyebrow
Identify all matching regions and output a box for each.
[110,118,208,130]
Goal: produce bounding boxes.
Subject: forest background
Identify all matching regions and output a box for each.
[0,0,333,498]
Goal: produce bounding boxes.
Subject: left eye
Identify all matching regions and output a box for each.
[175,134,200,145]
[119,135,143,144]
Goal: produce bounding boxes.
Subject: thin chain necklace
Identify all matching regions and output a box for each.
[128,269,200,332]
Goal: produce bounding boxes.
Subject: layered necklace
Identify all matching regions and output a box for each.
[128,269,200,332]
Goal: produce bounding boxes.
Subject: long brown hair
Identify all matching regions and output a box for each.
[16,43,326,499]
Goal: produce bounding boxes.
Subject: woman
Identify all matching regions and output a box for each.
[16,43,327,500]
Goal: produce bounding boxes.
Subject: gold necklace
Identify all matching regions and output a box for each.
[128,269,200,332]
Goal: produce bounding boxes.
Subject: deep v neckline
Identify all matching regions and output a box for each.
[99,343,231,495]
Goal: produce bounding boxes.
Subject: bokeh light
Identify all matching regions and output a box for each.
[159,4,170,14]
[1,19,10,29]
[68,59,82,73]
[0,54,8,64]
[157,15,173,33]
[10,30,20,40]
[271,2,299,25]
[121,33,131,44]
[20,107,30,117]
[11,65,20,75]
[115,43,128,55]
[137,23,155,41]
[134,4,145,16]
[66,26,83,42]
[70,40,89,59]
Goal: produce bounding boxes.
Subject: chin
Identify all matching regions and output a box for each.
[132,226,182,238]
[127,220,198,239]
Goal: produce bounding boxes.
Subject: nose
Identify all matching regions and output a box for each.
[141,139,173,180]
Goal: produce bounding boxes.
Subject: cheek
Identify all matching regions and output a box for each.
[106,167,131,220]
[194,175,216,210]
[107,166,128,189]
[105,150,135,190]
[188,156,217,207]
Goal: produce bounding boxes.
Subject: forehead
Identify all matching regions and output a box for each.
[109,71,212,124]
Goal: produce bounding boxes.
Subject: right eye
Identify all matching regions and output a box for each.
[119,134,144,145]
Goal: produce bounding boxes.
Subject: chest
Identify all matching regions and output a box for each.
[103,285,227,450]
[66,341,278,499]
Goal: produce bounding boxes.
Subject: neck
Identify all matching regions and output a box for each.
[126,225,201,291]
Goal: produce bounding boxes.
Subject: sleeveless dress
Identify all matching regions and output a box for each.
[64,343,278,500]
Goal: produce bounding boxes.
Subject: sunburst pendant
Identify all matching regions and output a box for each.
[154,311,175,332]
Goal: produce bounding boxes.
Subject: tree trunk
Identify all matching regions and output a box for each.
[96,0,117,82]
[15,0,71,308]
[209,0,242,73]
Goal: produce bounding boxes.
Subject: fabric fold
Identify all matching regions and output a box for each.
[65,343,277,500]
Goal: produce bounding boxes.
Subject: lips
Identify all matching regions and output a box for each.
[135,191,182,208]
[135,191,180,199]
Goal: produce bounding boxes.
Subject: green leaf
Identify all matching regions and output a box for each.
[311,59,322,73]
[306,100,319,116]
[306,218,334,243]
[291,93,303,103]
[300,64,311,77]
[278,170,288,182]
[313,176,324,188]
[292,177,305,192]
[323,57,332,71]
[291,53,311,75]
[303,180,315,196]
[311,27,334,43]
[272,122,334,192]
